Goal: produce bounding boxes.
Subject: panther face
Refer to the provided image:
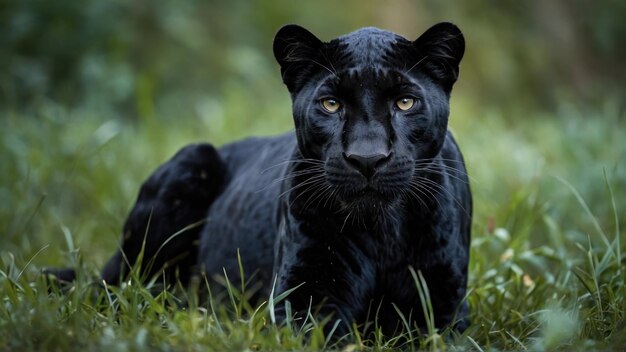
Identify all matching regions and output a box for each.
[273,24,464,209]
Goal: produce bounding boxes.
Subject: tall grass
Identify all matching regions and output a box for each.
[0,98,624,350]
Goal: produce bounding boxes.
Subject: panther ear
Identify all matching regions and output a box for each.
[273,24,324,93]
[413,22,465,92]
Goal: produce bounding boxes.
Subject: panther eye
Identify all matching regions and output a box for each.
[321,98,341,113]
[395,97,415,111]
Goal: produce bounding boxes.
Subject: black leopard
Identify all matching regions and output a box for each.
[47,22,472,337]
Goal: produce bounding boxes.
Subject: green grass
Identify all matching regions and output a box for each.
[1,98,624,350]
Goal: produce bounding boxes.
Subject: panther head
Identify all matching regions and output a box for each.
[273,23,464,209]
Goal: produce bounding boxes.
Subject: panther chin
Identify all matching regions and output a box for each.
[336,184,399,215]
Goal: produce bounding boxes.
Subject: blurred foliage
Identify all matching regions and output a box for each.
[1,0,624,118]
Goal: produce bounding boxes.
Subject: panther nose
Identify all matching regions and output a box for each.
[343,152,391,179]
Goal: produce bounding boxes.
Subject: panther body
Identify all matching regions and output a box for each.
[51,23,472,336]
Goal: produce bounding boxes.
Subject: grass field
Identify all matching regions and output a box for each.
[1,96,624,350]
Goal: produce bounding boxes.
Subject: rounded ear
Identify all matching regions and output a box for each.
[413,22,465,91]
[273,24,324,92]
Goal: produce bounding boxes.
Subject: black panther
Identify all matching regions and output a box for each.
[47,22,472,336]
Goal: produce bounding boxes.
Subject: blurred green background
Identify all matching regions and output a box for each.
[1,0,625,290]
[2,0,625,115]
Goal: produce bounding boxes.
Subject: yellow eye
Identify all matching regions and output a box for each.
[321,98,341,113]
[396,97,415,111]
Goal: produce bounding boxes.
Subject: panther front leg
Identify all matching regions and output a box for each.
[272,222,375,337]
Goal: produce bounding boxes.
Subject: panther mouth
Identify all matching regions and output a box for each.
[335,187,399,218]
[340,184,395,204]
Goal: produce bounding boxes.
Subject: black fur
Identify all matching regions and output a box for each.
[101,143,226,285]
[48,23,472,337]
[269,23,471,335]
[105,143,227,285]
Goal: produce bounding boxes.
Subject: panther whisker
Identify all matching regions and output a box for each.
[410,178,446,208]
[310,59,338,77]
[311,183,332,207]
[301,182,333,211]
[414,157,467,164]
[411,182,458,223]
[289,185,324,209]
[260,158,324,174]
[399,186,429,211]
[413,176,471,217]
[283,174,326,194]
[277,174,326,200]
[414,161,476,183]
[313,185,334,210]
[414,176,462,201]
[408,180,441,211]
[411,179,450,208]
[255,166,324,193]
[414,161,469,174]
[322,188,339,209]
[414,165,472,185]
[314,184,335,209]
[320,50,339,76]
[405,56,428,75]
[340,209,354,233]
[288,178,328,207]
[414,160,467,170]
[270,167,324,182]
